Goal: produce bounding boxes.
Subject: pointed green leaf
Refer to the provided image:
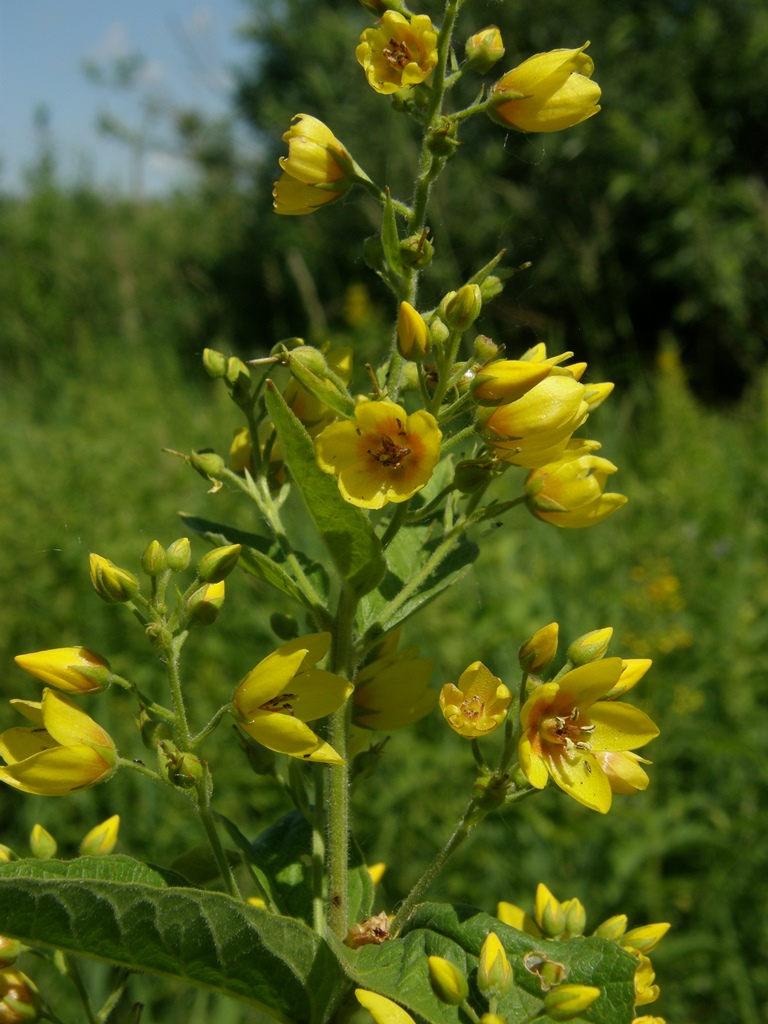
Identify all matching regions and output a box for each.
[0,857,345,1023]
[265,384,386,597]
[179,512,330,608]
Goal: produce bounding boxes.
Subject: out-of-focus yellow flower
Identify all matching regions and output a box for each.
[80,814,120,856]
[274,115,355,216]
[518,659,659,812]
[0,689,116,796]
[353,630,437,730]
[489,44,601,133]
[622,922,671,956]
[525,444,628,528]
[477,375,591,469]
[355,990,415,1024]
[632,1017,665,1024]
[14,647,111,695]
[232,634,353,765]
[356,12,438,95]
[439,662,511,738]
[315,400,441,509]
[367,862,386,886]
[0,967,40,1022]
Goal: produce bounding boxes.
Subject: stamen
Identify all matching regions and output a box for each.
[368,433,412,468]
[383,39,411,70]
[259,693,297,716]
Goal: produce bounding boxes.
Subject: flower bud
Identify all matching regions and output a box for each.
[548,983,602,1015]
[0,939,22,969]
[189,450,226,480]
[0,848,17,864]
[0,968,40,1022]
[477,932,513,998]
[397,302,431,361]
[287,344,328,376]
[226,356,251,385]
[14,647,110,695]
[29,825,57,860]
[202,347,228,378]
[465,26,505,73]
[137,708,171,751]
[89,554,139,604]
[480,1016,506,1024]
[159,741,204,789]
[543,984,600,1021]
[185,581,225,626]
[80,815,120,856]
[621,922,670,955]
[518,623,559,674]
[474,335,501,362]
[197,544,241,584]
[166,537,192,572]
[399,231,434,270]
[141,540,168,576]
[426,118,460,158]
[535,884,565,938]
[430,317,450,347]
[428,956,468,1005]
[561,897,586,937]
[592,914,627,941]
[566,627,613,665]
[441,284,482,332]
[454,458,495,494]
[270,612,299,641]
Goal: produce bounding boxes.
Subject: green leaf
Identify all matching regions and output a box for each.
[0,855,182,887]
[265,384,386,597]
[358,528,479,635]
[0,857,346,1023]
[179,512,330,608]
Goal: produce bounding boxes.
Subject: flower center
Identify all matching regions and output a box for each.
[541,706,595,751]
[383,39,413,70]
[259,693,297,716]
[368,430,411,468]
[457,695,496,732]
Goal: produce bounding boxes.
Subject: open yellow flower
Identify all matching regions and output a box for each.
[489,44,601,133]
[0,689,117,796]
[315,400,441,509]
[274,114,355,216]
[518,658,659,812]
[525,443,628,528]
[354,631,437,730]
[232,634,353,765]
[356,12,438,95]
[439,661,511,738]
[14,646,110,694]
[478,375,594,469]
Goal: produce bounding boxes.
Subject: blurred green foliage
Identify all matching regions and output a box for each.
[2,0,768,1019]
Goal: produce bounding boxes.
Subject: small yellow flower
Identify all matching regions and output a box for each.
[633,954,660,1007]
[439,662,511,738]
[622,922,671,956]
[315,400,441,509]
[525,445,628,528]
[274,114,354,216]
[477,375,590,469]
[518,658,659,813]
[477,932,513,998]
[518,622,559,674]
[353,631,437,730]
[489,44,601,133]
[232,634,353,765]
[355,990,415,1024]
[356,12,438,95]
[80,814,120,856]
[0,689,117,796]
[14,647,110,695]
[496,900,542,938]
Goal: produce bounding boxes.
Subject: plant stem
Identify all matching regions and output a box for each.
[61,954,99,1024]
[311,767,326,936]
[196,766,242,900]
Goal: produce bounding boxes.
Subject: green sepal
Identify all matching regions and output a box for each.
[0,856,346,1023]
[265,384,386,597]
[381,188,403,277]
[286,351,356,420]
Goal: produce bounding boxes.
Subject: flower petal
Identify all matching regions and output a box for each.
[290,670,354,721]
[41,689,113,749]
[588,701,660,751]
[546,747,612,813]
[555,658,625,709]
[0,744,113,795]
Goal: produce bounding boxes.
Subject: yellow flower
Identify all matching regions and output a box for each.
[355,990,415,1024]
[593,751,652,795]
[397,302,430,361]
[274,114,354,216]
[477,932,513,998]
[477,375,590,469]
[0,689,117,796]
[622,922,671,956]
[428,956,469,1005]
[465,26,505,74]
[525,444,628,528]
[315,400,441,509]
[232,634,353,765]
[518,658,659,812]
[489,44,601,133]
[14,647,110,694]
[633,954,660,1007]
[496,900,542,938]
[544,984,601,1020]
[353,631,437,730]
[356,12,438,95]
[439,662,511,738]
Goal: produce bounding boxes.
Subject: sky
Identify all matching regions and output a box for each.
[0,0,251,194]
